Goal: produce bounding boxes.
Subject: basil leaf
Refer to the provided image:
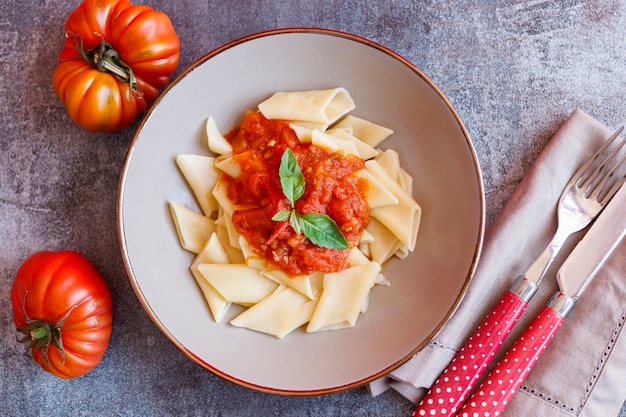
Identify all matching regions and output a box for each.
[278,148,305,205]
[290,210,301,235]
[298,213,349,250]
[271,209,291,222]
[273,148,350,251]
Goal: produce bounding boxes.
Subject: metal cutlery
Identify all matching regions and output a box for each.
[413,127,626,417]
[459,177,626,416]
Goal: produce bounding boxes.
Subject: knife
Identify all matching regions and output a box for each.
[458,182,626,417]
[411,128,625,417]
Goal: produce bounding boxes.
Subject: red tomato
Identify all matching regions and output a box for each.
[11,251,113,379]
[52,0,180,132]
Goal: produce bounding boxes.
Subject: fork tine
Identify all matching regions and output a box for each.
[588,136,626,188]
[578,127,625,193]
[573,126,623,187]
[597,152,626,205]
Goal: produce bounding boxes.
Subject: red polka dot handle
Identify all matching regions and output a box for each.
[459,303,565,417]
[412,286,531,417]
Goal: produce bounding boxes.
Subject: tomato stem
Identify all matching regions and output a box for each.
[29,325,50,341]
[16,291,75,365]
[68,32,143,99]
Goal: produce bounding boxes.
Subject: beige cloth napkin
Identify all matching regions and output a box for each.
[369,109,626,416]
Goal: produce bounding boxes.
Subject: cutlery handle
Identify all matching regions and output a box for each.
[412,277,536,417]
[459,294,571,417]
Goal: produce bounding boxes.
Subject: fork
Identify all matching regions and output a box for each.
[412,126,626,417]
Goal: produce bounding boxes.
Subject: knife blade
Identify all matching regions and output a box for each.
[459,183,626,417]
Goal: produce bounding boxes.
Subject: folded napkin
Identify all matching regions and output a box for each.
[369,109,626,417]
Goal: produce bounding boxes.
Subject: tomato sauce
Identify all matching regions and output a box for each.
[223,111,370,276]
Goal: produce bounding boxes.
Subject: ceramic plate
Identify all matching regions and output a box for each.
[118,28,485,395]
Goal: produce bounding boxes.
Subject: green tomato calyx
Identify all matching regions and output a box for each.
[16,291,75,365]
[68,32,143,99]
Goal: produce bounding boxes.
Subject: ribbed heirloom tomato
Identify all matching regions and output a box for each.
[11,251,113,379]
[52,0,180,131]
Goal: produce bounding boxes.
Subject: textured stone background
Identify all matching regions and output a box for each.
[1,1,625,416]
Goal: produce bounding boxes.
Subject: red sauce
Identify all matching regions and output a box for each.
[223,111,370,276]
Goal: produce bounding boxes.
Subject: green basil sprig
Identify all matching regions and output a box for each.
[271,148,349,250]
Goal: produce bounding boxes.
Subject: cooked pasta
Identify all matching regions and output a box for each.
[169,88,421,338]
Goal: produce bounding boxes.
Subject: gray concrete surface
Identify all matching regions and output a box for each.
[1,1,625,416]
